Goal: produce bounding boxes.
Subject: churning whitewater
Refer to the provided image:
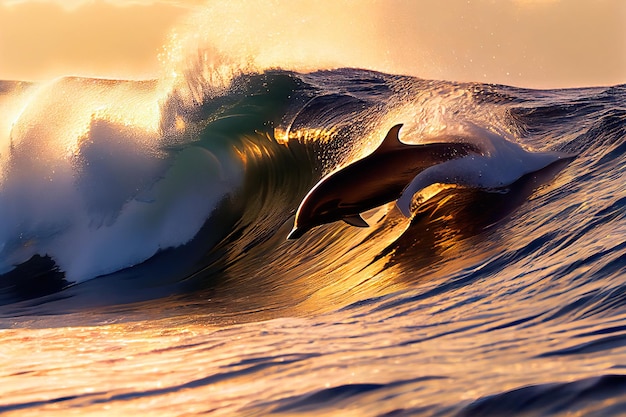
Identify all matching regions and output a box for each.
[0,67,624,416]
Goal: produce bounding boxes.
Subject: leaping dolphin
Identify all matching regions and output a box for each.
[287,124,480,239]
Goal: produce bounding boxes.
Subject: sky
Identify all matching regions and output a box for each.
[0,0,624,88]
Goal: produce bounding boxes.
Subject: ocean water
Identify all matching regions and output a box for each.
[0,66,624,416]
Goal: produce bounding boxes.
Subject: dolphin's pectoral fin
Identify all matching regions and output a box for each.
[343,214,369,228]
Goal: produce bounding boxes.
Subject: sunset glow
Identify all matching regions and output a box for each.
[1,2,625,416]
[1,0,624,88]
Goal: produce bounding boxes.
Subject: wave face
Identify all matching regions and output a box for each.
[0,70,624,416]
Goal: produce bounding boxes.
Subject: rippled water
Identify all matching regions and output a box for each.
[0,69,624,415]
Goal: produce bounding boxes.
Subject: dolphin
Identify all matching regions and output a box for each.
[287,124,480,239]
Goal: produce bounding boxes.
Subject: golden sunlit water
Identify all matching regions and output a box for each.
[0,1,625,416]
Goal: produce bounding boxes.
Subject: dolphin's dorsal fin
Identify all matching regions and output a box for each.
[374,124,405,154]
[343,214,369,227]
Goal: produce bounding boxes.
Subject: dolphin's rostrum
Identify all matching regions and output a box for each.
[287,124,479,239]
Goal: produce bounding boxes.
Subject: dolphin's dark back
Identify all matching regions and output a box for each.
[333,141,479,210]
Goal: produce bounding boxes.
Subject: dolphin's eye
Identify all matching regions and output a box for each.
[315,199,341,218]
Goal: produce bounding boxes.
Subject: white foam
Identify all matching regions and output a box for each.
[55,145,240,281]
[0,78,243,282]
[396,124,572,217]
